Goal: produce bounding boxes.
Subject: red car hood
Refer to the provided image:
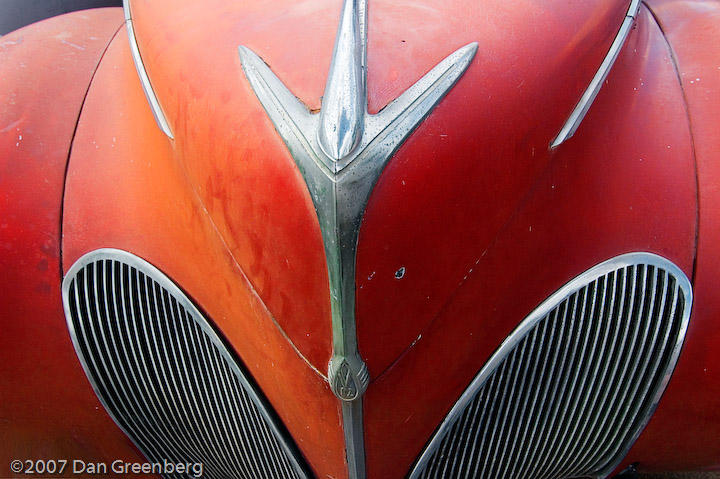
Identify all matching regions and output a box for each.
[126,0,630,376]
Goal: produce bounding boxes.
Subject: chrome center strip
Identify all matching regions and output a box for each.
[238,1,477,477]
[551,0,642,148]
[123,0,173,139]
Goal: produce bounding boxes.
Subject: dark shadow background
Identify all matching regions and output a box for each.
[0,0,123,35]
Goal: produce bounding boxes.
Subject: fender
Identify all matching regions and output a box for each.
[616,0,720,472]
[0,8,147,468]
[0,0,122,35]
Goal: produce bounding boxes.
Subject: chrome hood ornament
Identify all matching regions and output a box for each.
[239,1,476,477]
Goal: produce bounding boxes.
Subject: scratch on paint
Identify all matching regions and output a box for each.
[0,120,21,133]
[61,39,86,51]
[0,37,23,49]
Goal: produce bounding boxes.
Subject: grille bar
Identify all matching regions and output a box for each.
[63,249,310,479]
[410,253,692,479]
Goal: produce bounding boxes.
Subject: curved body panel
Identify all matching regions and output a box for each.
[125,0,630,376]
[0,7,147,468]
[616,0,720,472]
[60,26,346,479]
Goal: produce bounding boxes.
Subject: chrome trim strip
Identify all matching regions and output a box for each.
[551,0,642,148]
[62,248,309,479]
[238,1,476,477]
[123,0,173,139]
[409,252,692,479]
[342,399,366,479]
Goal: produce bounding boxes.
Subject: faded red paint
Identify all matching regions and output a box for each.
[617,0,720,473]
[3,0,720,478]
[0,8,149,474]
[364,6,700,476]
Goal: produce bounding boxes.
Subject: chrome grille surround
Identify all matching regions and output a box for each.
[410,252,692,479]
[62,249,310,479]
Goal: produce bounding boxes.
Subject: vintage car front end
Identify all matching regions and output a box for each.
[2,0,720,478]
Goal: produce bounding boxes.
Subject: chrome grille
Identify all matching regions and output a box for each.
[410,253,692,479]
[62,249,309,479]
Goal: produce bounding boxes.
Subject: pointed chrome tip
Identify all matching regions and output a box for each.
[459,42,479,62]
[238,45,269,87]
[317,106,364,161]
[316,0,367,161]
[237,45,255,67]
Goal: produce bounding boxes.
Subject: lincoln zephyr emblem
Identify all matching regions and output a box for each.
[239,1,476,477]
[330,358,367,401]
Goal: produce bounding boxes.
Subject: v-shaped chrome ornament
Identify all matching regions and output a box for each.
[239,1,476,477]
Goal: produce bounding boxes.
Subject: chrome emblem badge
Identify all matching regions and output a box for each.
[329,358,370,402]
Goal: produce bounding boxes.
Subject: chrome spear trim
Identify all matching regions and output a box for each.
[123,0,173,139]
[239,1,476,477]
[551,0,641,148]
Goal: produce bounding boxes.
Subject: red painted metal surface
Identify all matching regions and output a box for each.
[363,5,699,477]
[356,0,631,378]
[616,0,720,473]
[130,0,340,372]
[126,0,630,377]
[3,0,720,477]
[0,8,150,474]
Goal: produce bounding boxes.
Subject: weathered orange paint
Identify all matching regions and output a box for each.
[61,26,347,479]
[131,0,338,371]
